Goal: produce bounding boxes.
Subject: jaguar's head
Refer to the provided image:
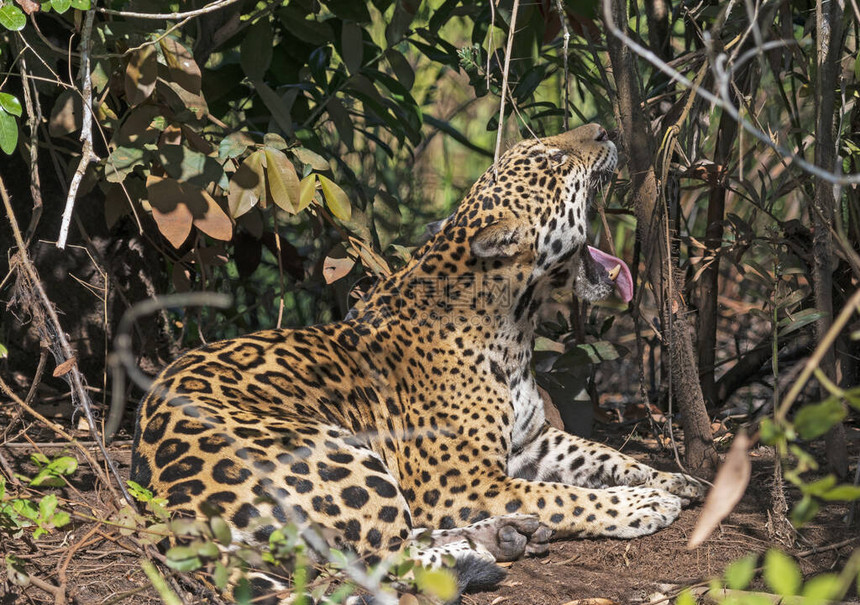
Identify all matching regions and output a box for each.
[453,123,631,306]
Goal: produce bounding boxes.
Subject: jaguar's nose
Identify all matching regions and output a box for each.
[595,127,609,142]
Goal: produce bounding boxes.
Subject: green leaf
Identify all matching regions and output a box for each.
[38,494,58,520]
[51,0,71,13]
[157,145,226,191]
[0,92,22,117]
[325,97,354,148]
[50,511,70,528]
[210,516,233,545]
[218,132,254,160]
[0,110,18,155]
[263,148,301,213]
[253,80,296,136]
[293,148,330,171]
[105,145,147,183]
[323,0,371,23]
[790,494,819,526]
[47,456,78,476]
[801,573,841,604]
[165,545,203,572]
[414,567,457,601]
[228,150,266,218]
[724,553,758,590]
[12,499,39,522]
[818,484,860,501]
[240,19,273,80]
[778,308,827,337]
[0,343,7,358]
[0,3,26,30]
[552,340,628,369]
[263,133,288,150]
[763,549,801,596]
[297,174,317,213]
[385,49,415,89]
[801,475,837,497]
[385,0,417,45]
[341,22,363,75]
[69,0,90,8]
[318,174,352,221]
[794,398,847,440]
[674,589,696,605]
[29,470,65,487]
[127,480,154,502]
[197,541,220,559]
[213,562,229,589]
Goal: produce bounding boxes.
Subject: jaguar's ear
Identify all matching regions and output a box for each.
[471,220,526,259]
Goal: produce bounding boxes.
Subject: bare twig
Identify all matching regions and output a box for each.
[97,0,241,19]
[15,42,43,247]
[57,5,98,250]
[553,0,570,130]
[493,0,520,177]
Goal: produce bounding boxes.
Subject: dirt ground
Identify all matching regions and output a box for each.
[466,424,860,605]
[1,408,858,605]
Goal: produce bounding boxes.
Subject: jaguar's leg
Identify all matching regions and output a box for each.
[507,425,706,502]
[137,409,509,597]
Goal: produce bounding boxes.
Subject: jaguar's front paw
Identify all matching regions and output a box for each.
[601,486,682,538]
[652,471,707,505]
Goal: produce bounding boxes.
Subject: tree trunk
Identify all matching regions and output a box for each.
[696,110,735,411]
[604,0,718,475]
[813,0,847,479]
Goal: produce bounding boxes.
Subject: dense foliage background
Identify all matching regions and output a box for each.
[1,0,859,602]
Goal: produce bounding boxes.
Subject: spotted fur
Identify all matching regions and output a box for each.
[131,124,705,599]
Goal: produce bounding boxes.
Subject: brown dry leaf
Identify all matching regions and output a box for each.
[189,189,233,242]
[323,255,355,284]
[147,176,233,247]
[539,385,564,431]
[687,431,751,549]
[15,0,39,14]
[125,46,158,106]
[159,37,201,94]
[147,176,193,248]
[53,357,76,378]
[561,600,618,605]
[398,595,419,605]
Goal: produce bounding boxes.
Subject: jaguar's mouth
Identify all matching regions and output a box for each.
[587,246,633,302]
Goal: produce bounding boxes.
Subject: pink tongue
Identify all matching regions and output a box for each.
[587,246,633,302]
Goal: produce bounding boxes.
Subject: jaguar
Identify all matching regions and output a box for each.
[131,123,705,602]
